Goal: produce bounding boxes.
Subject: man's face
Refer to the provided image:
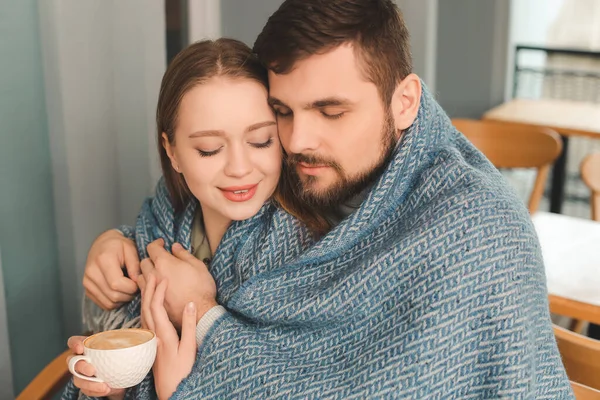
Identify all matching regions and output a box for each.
[268,44,397,208]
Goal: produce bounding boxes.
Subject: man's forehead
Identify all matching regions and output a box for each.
[267,45,372,105]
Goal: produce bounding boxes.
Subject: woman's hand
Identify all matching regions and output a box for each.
[66,336,125,400]
[141,274,197,400]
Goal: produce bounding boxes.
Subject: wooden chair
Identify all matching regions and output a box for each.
[16,349,71,400]
[580,152,600,337]
[581,152,600,222]
[554,325,600,391]
[572,381,600,400]
[452,118,563,213]
[549,294,600,328]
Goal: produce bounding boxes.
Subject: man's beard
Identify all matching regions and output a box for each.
[286,111,398,211]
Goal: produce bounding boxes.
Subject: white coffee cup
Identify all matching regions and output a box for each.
[68,328,157,389]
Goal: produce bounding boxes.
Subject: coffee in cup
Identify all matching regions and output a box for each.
[85,329,154,350]
[68,328,156,389]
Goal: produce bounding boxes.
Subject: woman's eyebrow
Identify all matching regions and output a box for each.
[189,130,225,138]
[246,121,276,133]
[188,121,275,138]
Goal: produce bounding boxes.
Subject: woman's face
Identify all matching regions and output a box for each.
[164,77,281,222]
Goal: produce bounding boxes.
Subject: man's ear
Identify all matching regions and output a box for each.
[390,73,421,136]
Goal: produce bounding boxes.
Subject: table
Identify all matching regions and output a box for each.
[484,99,600,213]
[532,212,600,324]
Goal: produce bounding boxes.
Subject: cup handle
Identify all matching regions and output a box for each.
[68,355,104,383]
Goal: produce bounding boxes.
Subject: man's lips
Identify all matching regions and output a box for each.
[297,162,329,175]
[298,162,328,168]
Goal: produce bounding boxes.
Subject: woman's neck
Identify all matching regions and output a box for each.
[200,205,232,255]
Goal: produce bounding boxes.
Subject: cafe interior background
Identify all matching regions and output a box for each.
[1,0,599,398]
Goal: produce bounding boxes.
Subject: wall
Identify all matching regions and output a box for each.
[220,0,283,46]
[0,0,64,393]
[189,0,221,43]
[37,0,166,340]
[397,0,438,91]
[435,0,511,118]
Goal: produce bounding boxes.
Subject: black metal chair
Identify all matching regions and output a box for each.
[511,45,600,215]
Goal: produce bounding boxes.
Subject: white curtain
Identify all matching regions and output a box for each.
[37,0,166,337]
[0,247,14,400]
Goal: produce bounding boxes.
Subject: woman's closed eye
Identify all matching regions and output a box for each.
[197,147,223,157]
[249,137,273,149]
[197,137,272,157]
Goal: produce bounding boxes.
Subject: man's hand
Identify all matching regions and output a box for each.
[138,239,217,329]
[83,229,141,310]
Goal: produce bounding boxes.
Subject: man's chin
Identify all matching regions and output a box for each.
[298,181,341,207]
[299,177,335,195]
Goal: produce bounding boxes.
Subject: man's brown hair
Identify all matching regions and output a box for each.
[253,0,412,104]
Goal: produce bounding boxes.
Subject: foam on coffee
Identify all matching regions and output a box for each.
[86,329,153,350]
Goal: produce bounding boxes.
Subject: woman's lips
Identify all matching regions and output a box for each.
[219,184,258,202]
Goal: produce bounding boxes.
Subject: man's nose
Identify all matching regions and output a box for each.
[286,115,320,154]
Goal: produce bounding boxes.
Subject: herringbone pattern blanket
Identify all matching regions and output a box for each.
[63,87,573,399]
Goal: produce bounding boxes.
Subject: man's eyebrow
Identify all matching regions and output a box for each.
[246,121,276,133]
[307,97,354,109]
[268,96,354,109]
[268,96,287,107]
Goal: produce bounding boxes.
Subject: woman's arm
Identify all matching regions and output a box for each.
[141,274,198,400]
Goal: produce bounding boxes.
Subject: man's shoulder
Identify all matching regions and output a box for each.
[393,148,539,263]
[417,144,531,226]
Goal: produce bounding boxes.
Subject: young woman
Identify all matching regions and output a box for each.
[64,38,319,400]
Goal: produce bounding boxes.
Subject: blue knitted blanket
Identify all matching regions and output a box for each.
[63,87,573,399]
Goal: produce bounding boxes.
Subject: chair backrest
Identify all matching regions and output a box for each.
[554,325,600,391]
[581,153,600,221]
[572,381,600,400]
[15,349,71,400]
[549,294,600,329]
[452,118,562,213]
